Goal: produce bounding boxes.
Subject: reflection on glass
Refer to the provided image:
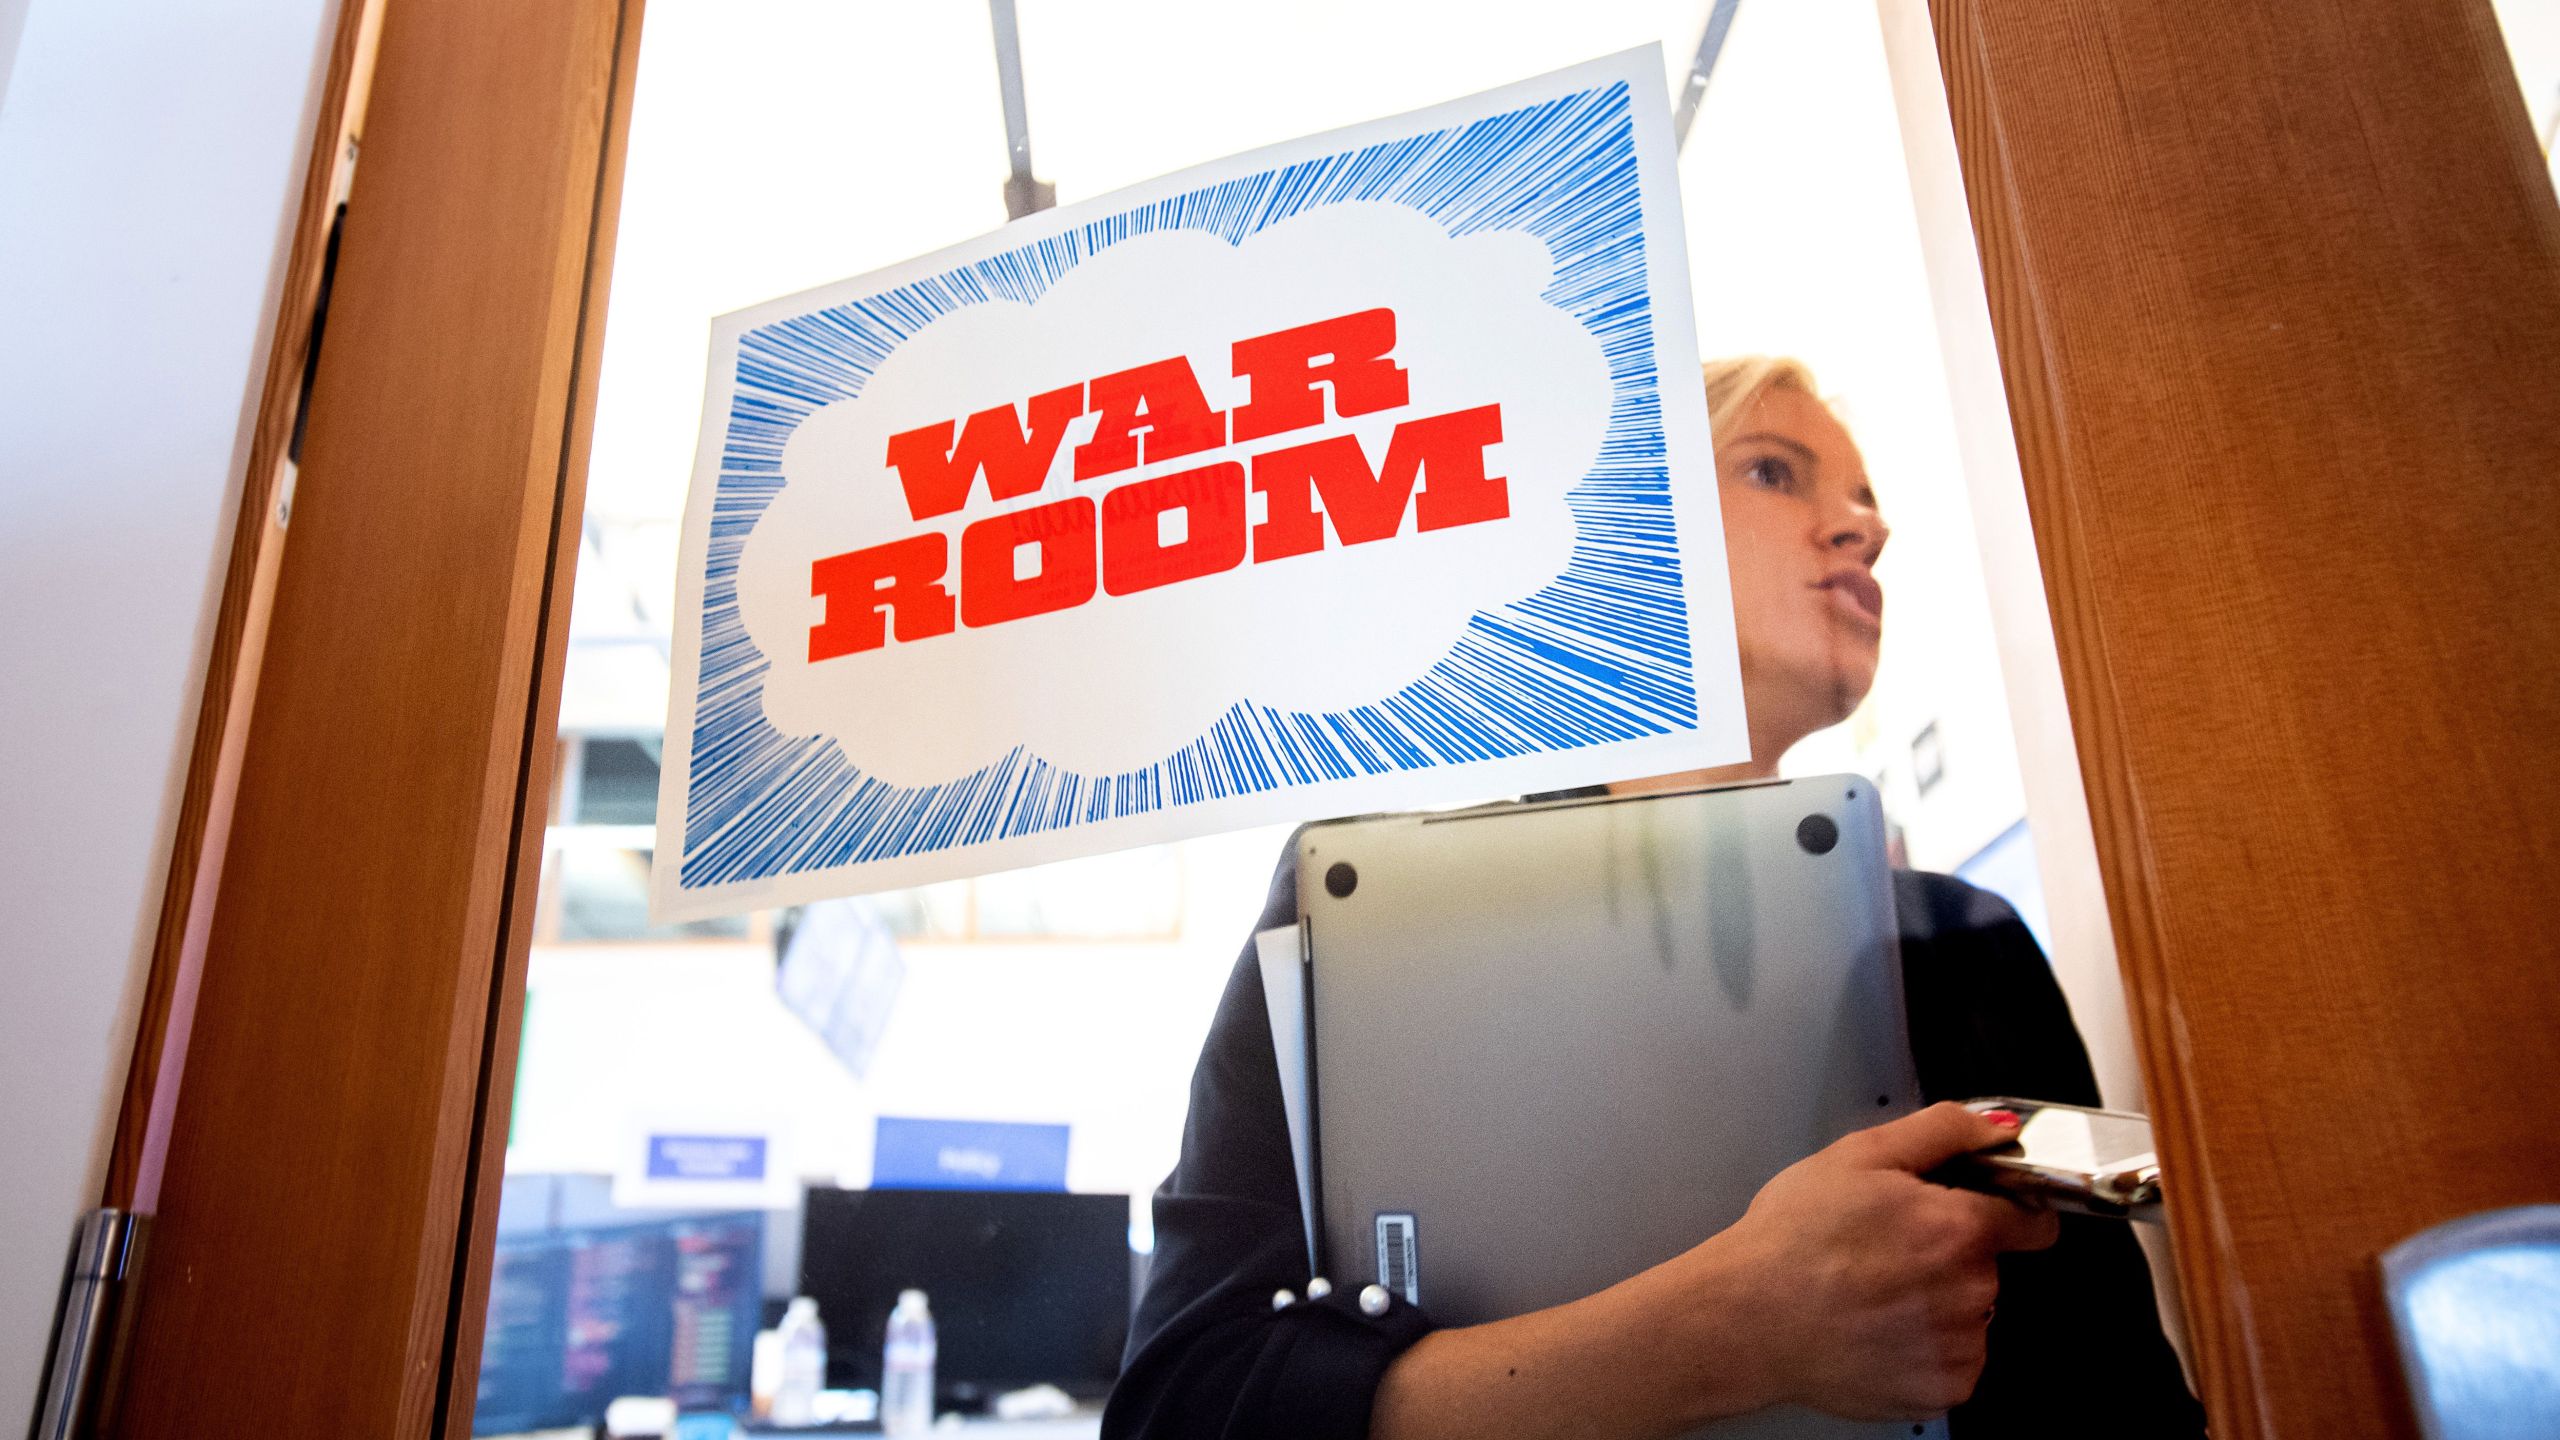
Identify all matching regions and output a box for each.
[866,881,974,943]
[478,1178,767,1433]
[574,736,664,825]
[551,841,750,942]
[797,1188,1132,1406]
[474,1,2207,1433]
[971,848,1183,939]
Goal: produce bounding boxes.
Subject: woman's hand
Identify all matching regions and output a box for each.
[1370,1102,2057,1440]
[1684,1101,2061,1420]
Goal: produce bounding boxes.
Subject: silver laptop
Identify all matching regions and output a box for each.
[1295,777,1939,1439]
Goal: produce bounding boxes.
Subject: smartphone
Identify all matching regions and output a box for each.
[1938,1097,2164,1221]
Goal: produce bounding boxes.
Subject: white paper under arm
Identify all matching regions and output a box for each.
[1255,923,1316,1273]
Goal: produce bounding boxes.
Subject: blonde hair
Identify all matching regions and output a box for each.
[1701,355,1821,444]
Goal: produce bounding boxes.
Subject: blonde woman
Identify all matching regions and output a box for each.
[1106,360,2203,1440]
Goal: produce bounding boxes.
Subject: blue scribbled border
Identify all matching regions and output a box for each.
[678,79,1692,891]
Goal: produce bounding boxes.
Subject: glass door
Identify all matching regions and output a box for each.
[467,3,2192,1434]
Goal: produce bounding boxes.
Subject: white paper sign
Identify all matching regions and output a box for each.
[655,47,1744,919]
[1254,924,1318,1271]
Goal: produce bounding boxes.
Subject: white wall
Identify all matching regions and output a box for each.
[0,0,336,1421]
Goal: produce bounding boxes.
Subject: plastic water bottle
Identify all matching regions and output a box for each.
[881,1289,936,1436]
[773,1296,827,1427]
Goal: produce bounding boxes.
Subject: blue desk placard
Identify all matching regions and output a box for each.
[872,1117,1069,1191]
[645,1133,769,1183]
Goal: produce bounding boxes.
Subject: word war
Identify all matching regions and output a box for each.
[805,307,1511,662]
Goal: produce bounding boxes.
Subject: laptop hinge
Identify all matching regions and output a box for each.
[31,1208,145,1440]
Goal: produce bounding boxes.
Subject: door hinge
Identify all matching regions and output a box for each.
[32,1208,144,1440]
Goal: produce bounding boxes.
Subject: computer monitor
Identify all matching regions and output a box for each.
[798,1187,1131,1403]
[473,1212,763,1434]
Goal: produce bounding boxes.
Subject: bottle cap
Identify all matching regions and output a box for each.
[786,1295,818,1319]
[603,1396,678,1437]
[897,1287,929,1313]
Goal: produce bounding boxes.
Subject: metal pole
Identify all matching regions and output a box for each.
[989,0,1056,218]
[1673,0,1744,150]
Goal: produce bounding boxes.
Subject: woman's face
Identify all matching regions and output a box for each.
[1714,384,1890,749]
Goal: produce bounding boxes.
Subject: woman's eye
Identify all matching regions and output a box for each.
[1742,456,1795,491]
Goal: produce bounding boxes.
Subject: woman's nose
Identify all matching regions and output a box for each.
[1821,507,1889,563]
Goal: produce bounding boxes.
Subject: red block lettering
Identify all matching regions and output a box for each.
[1230,308,1411,444]
[886,383,1086,522]
[808,533,956,660]
[1101,461,1248,596]
[960,496,1098,628]
[1250,403,1509,561]
[1401,404,1509,532]
[1074,358,1227,482]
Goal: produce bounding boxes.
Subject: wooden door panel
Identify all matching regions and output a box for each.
[106,0,631,1433]
[432,0,646,1428]
[105,0,384,1220]
[1927,1,2560,1435]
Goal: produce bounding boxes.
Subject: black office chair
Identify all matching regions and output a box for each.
[2380,1204,2560,1440]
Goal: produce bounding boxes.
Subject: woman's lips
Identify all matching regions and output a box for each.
[1817,570,1884,626]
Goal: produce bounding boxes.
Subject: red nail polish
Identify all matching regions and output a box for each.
[1982,1108,2021,1128]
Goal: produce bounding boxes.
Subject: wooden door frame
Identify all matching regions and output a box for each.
[97,0,640,1433]
[101,0,385,1222]
[1921,1,2560,1436]
[95,0,2556,1436]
